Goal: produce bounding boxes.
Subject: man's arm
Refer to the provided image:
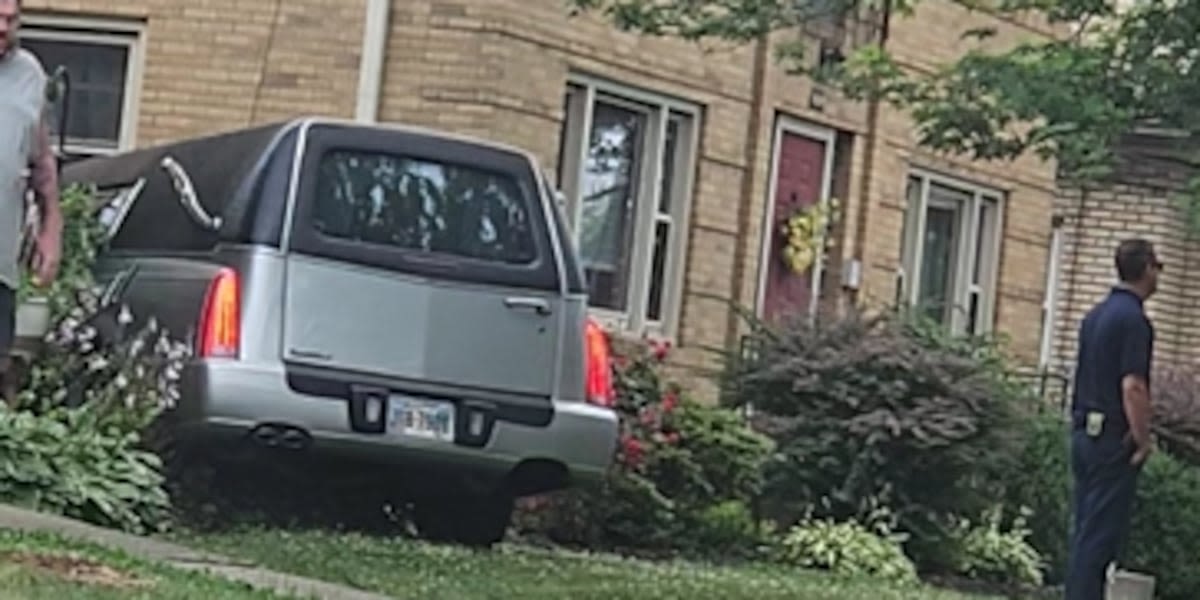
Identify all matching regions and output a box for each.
[1120,316,1155,464]
[28,121,62,285]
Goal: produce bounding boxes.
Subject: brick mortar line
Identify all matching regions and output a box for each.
[433,22,757,106]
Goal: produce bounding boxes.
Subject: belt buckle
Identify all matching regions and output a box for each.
[1086,412,1105,437]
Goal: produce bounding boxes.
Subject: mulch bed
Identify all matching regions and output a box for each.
[2,550,153,589]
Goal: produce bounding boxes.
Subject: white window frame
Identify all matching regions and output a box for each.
[899,169,1005,335]
[754,115,837,322]
[557,74,700,339]
[1038,220,1064,368]
[20,14,145,156]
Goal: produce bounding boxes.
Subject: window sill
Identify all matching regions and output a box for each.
[588,308,676,347]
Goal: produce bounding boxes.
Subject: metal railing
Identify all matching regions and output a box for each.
[1010,366,1073,411]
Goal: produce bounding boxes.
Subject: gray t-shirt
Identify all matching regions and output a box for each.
[0,47,46,291]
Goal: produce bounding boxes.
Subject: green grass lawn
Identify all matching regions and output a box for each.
[0,529,283,600]
[179,528,1003,600]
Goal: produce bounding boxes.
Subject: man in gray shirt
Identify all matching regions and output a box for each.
[1,0,63,396]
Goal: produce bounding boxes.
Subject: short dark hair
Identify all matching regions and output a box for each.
[1115,238,1158,283]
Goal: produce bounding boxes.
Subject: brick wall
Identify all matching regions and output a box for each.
[1054,133,1200,377]
[28,0,1061,397]
[25,0,366,144]
[855,0,1060,361]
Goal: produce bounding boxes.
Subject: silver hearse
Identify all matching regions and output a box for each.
[63,118,619,545]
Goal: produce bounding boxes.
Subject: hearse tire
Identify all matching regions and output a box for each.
[413,493,514,548]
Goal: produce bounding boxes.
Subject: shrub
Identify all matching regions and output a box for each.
[1149,366,1200,466]
[18,184,110,317]
[1003,396,1200,598]
[16,283,190,433]
[515,338,774,558]
[0,408,170,534]
[0,185,188,535]
[690,500,764,552]
[773,506,918,585]
[946,506,1043,587]
[1125,453,1200,600]
[1001,409,1071,584]
[723,309,1030,568]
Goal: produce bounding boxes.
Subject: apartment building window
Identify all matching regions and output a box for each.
[21,15,143,157]
[898,170,1004,335]
[557,76,700,337]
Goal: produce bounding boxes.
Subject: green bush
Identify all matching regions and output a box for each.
[0,185,187,535]
[514,338,774,558]
[1126,453,1200,600]
[773,508,917,585]
[17,283,190,434]
[724,309,1030,568]
[1004,399,1200,598]
[690,500,764,551]
[1001,409,1071,584]
[18,184,109,317]
[947,506,1043,587]
[1150,366,1200,466]
[0,408,170,534]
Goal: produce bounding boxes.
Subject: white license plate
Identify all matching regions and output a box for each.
[388,396,455,442]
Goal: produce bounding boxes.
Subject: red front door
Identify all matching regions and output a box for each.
[761,130,829,324]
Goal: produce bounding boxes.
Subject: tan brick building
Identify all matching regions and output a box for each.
[1050,132,1200,382]
[22,0,1062,394]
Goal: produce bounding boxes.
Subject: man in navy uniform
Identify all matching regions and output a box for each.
[1065,238,1160,600]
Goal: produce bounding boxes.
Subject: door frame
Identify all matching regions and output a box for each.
[753,115,837,320]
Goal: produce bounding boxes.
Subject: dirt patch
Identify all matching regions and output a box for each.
[2,551,154,589]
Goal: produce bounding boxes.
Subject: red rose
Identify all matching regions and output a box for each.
[652,340,672,361]
[665,432,681,445]
[661,392,678,413]
[622,437,645,468]
[639,407,658,426]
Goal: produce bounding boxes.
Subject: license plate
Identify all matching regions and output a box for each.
[388,396,455,442]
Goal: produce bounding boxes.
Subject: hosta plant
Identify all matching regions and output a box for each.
[774,501,918,585]
[947,505,1044,587]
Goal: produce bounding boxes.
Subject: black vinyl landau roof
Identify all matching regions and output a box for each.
[60,118,587,294]
[62,120,301,252]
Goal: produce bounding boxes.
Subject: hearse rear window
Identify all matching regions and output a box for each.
[312,150,538,265]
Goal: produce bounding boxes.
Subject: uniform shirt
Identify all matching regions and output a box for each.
[0,47,47,291]
[1071,286,1155,438]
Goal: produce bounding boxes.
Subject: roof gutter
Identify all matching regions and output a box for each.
[355,0,391,123]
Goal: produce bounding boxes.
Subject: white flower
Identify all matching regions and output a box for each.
[118,305,134,325]
[124,394,136,408]
[164,388,180,409]
[87,356,110,372]
[114,374,128,390]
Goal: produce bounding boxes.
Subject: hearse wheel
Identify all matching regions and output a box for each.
[412,492,514,547]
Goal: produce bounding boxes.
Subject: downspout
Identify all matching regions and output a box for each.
[723,32,772,350]
[355,0,391,123]
[849,0,892,307]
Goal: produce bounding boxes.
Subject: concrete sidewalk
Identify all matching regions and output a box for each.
[0,504,392,600]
